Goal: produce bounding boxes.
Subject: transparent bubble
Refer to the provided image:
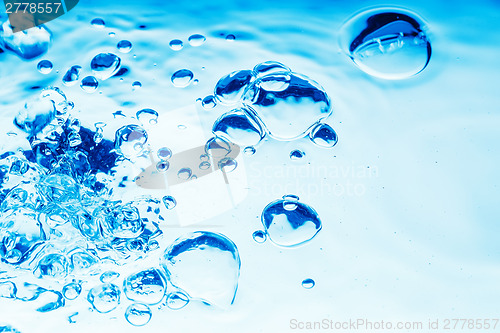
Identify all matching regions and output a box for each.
[243,72,331,140]
[109,32,116,37]
[177,168,192,180]
[156,161,170,172]
[171,69,194,88]
[14,92,56,135]
[164,291,189,310]
[243,146,256,156]
[199,161,211,170]
[87,283,121,313]
[309,123,338,148]
[252,61,291,78]
[261,196,322,247]
[123,268,166,304]
[157,147,172,160]
[114,124,148,159]
[212,107,265,146]
[100,271,120,283]
[34,253,71,279]
[205,137,231,158]
[101,203,144,239]
[80,76,99,93]
[226,34,236,41]
[132,81,142,88]
[202,95,217,109]
[218,158,237,173]
[188,34,206,46]
[0,22,52,59]
[136,108,158,125]
[177,124,187,130]
[125,303,152,326]
[90,53,121,80]
[339,7,431,79]
[214,70,253,105]
[252,230,267,243]
[91,18,105,28]
[62,65,82,86]
[162,195,177,210]
[62,282,82,300]
[117,40,132,53]
[0,281,17,299]
[302,278,315,289]
[37,60,53,74]
[169,39,183,51]
[160,231,241,307]
[290,149,305,160]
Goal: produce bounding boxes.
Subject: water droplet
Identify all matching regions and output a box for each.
[212,107,265,146]
[252,230,267,243]
[201,95,217,109]
[114,125,148,159]
[252,61,291,78]
[188,34,206,46]
[157,147,172,160]
[91,53,121,80]
[214,70,253,105]
[177,168,192,180]
[302,278,315,289]
[156,161,170,172]
[261,197,322,247]
[199,161,211,170]
[80,76,99,93]
[164,291,189,310]
[218,157,237,173]
[339,7,431,79]
[243,146,256,156]
[169,39,183,51]
[62,282,82,300]
[100,271,120,283]
[162,195,177,210]
[62,65,82,86]
[132,81,142,88]
[34,253,71,279]
[108,32,116,37]
[309,123,338,148]
[290,149,305,160]
[226,34,236,41]
[37,60,53,74]
[125,303,152,326]
[136,108,158,125]
[243,72,331,140]
[87,283,121,313]
[91,18,105,28]
[160,231,241,307]
[0,22,51,59]
[123,268,166,304]
[171,69,194,88]
[205,137,231,158]
[117,40,132,53]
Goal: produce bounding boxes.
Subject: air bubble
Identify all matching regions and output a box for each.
[309,123,338,148]
[136,108,158,125]
[188,34,206,46]
[100,271,120,283]
[157,147,172,160]
[91,18,105,28]
[252,230,267,243]
[87,283,121,313]
[212,107,265,146]
[199,161,211,170]
[164,291,189,310]
[114,125,148,159]
[177,168,192,180]
[290,150,305,160]
[218,158,237,173]
[252,61,291,78]
[302,278,315,289]
[117,40,132,53]
[243,146,256,156]
[125,303,152,326]
[91,53,121,80]
[201,95,217,109]
[37,60,53,74]
[171,69,194,88]
[123,268,166,304]
[132,81,142,88]
[226,34,236,41]
[62,282,82,300]
[62,66,82,86]
[162,196,177,210]
[214,70,253,105]
[169,39,183,51]
[156,161,170,172]
[80,76,99,93]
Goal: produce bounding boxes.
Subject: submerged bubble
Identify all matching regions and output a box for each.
[0,281,17,298]
[117,40,132,53]
[201,95,217,109]
[156,161,170,172]
[114,125,148,159]
[34,253,71,279]
[87,283,121,313]
[37,60,53,74]
[80,76,99,93]
[160,231,241,307]
[132,81,142,88]
[157,147,172,160]
[309,123,338,148]
[243,146,256,156]
[91,18,105,28]
[0,22,51,59]
[101,203,144,239]
[123,268,166,304]
[100,271,120,283]
[91,53,122,80]
[218,158,237,173]
[205,137,231,158]
[62,66,82,86]
[214,70,253,105]
[226,34,236,41]
[177,168,192,180]
[188,34,206,46]
[261,196,322,247]
[125,303,152,326]
[169,39,183,51]
[302,278,315,289]
[14,92,56,135]
[339,7,431,79]
[164,291,189,310]
[252,230,267,243]
[212,107,265,146]
[136,108,158,125]
[199,161,211,170]
[171,69,194,88]
[290,149,305,160]
[252,61,291,78]
[162,196,177,210]
[62,282,82,300]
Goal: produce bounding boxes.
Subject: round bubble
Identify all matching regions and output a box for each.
[290,149,305,160]
[91,18,105,28]
[160,231,241,307]
[91,53,121,80]
[302,278,315,289]
[162,195,177,210]
[136,108,158,125]
[117,40,132,53]
[309,123,338,148]
[339,7,431,79]
[201,95,217,109]
[261,196,322,247]
[188,34,206,46]
[80,76,99,93]
[34,253,71,279]
[171,69,194,88]
[214,70,253,105]
[37,60,53,74]
[164,291,190,310]
[157,147,172,160]
[252,230,267,243]
[62,65,82,86]
[169,39,183,51]
[123,268,166,304]
[62,282,82,300]
[156,161,170,172]
[252,61,291,78]
[125,303,152,326]
[114,124,148,159]
[132,81,142,88]
[212,107,265,146]
[87,283,121,313]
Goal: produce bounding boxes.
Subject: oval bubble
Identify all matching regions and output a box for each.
[309,123,338,148]
[123,268,166,304]
[212,107,265,146]
[91,53,122,80]
[214,70,253,105]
